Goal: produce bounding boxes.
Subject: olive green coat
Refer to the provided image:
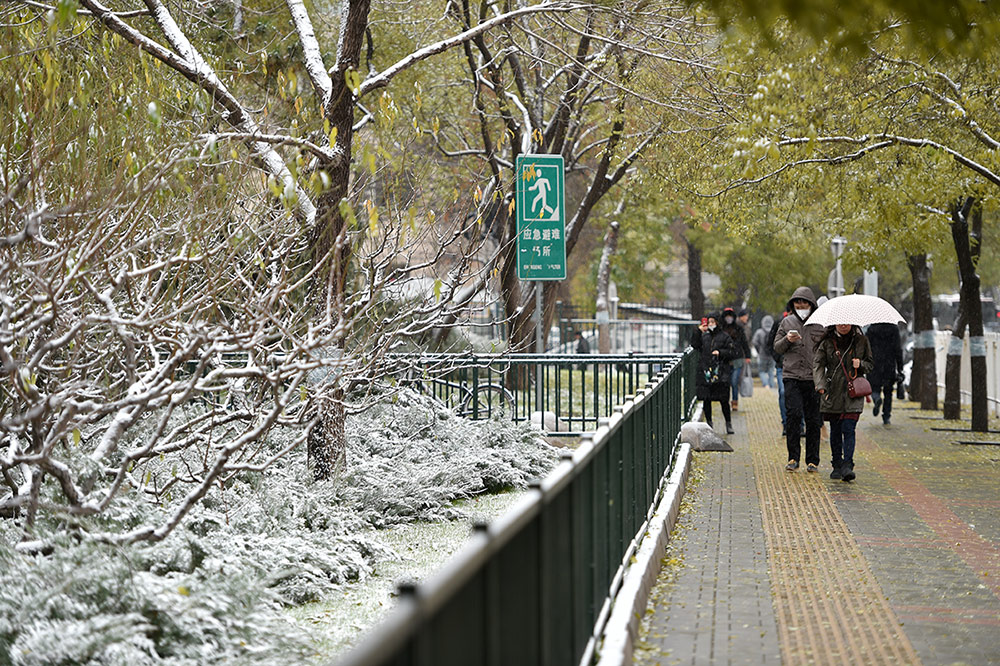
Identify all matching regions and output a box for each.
[812,330,874,415]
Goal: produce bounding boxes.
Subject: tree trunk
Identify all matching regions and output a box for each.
[942,307,967,420]
[307,0,373,480]
[596,221,620,354]
[950,197,988,431]
[907,253,937,410]
[686,234,705,319]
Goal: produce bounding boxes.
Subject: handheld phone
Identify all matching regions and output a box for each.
[701,317,708,326]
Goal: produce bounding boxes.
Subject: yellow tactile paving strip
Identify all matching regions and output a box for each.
[743,390,922,665]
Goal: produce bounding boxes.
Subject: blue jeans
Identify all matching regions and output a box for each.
[776,366,786,425]
[730,362,743,402]
[828,417,858,470]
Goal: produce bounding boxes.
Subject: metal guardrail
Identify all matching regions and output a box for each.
[389,352,686,436]
[550,319,698,354]
[335,349,698,666]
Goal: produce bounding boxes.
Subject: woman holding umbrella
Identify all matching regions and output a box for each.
[813,323,874,481]
[808,294,904,481]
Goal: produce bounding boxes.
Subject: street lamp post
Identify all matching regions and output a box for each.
[829,236,847,299]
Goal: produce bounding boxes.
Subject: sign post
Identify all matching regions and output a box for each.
[516,154,566,408]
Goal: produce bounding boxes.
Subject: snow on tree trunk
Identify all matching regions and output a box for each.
[949,197,988,432]
[596,221,620,354]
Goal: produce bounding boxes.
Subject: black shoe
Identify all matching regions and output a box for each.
[726,422,735,434]
[706,420,713,429]
[882,416,890,426]
[785,460,799,471]
[830,467,843,480]
[873,397,881,417]
[841,465,856,482]
[781,424,786,436]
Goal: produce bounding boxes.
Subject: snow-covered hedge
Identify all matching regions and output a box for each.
[0,390,557,665]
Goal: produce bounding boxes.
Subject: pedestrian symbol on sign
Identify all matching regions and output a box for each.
[528,170,557,220]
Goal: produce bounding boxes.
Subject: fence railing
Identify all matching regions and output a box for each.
[334,349,698,666]
[388,352,687,437]
[550,319,698,355]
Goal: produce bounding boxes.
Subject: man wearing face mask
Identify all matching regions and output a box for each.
[772,287,823,473]
[720,307,752,411]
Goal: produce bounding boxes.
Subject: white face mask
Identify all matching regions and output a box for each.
[795,308,811,319]
[707,324,717,331]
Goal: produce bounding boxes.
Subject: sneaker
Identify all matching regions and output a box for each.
[806,463,818,473]
[726,422,735,434]
[830,467,843,480]
[842,465,856,482]
[785,460,799,471]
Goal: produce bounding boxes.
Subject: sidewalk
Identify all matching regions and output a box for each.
[633,386,1000,666]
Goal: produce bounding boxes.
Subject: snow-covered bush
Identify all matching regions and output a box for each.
[0,389,557,664]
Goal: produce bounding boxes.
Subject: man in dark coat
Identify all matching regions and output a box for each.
[691,312,738,434]
[866,322,903,425]
[720,307,752,411]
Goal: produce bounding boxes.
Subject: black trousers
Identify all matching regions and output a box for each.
[703,398,731,425]
[871,380,893,422]
[783,378,821,465]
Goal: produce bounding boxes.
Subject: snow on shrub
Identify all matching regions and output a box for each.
[0,389,557,664]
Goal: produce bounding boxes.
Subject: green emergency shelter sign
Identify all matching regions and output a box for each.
[516,154,566,281]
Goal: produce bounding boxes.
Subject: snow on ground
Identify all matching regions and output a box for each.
[0,389,557,665]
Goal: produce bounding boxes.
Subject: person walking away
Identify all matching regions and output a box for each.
[752,314,776,389]
[866,322,903,425]
[767,312,788,434]
[813,324,874,481]
[573,330,591,370]
[773,287,823,472]
[691,313,738,434]
[721,307,751,411]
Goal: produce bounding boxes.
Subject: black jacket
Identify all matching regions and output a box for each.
[720,307,751,359]
[691,327,738,399]
[767,314,785,368]
[866,323,903,387]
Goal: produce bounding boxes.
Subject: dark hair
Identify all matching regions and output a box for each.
[821,324,859,342]
[738,309,749,317]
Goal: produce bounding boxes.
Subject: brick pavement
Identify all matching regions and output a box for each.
[634,387,1000,666]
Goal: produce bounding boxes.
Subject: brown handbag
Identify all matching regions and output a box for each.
[837,348,872,398]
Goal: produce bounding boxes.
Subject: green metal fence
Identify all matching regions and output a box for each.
[335,349,697,666]
[390,352,682,437]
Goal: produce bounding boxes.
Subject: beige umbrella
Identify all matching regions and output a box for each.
[807,294,906,327]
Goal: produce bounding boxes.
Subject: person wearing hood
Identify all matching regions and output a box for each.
[691,312,738,434]
[720,307,752,411]
[813,324,874,481]
[773,287,824,472]
[752,314,776,389]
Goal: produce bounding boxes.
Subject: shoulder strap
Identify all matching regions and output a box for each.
[835,346,857,381]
